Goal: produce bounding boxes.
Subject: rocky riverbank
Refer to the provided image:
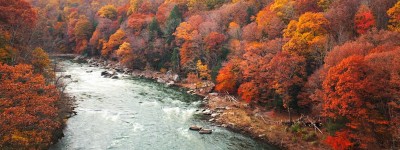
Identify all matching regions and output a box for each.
[73,56,328,150]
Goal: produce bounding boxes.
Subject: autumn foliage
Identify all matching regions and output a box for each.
[0,64,61,149]
[354,5,376,34]
[14,0,400,149]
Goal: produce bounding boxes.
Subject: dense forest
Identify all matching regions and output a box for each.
[1,0,400,149]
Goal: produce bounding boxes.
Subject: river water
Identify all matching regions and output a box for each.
[50,60,276,150]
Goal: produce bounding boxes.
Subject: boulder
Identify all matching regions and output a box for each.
[199,129,212,134]
[209,93,218,96]
[101,71,109,76]
[111,75,119,79]
[211,113,219,117]
[166,81,175,87]
[173,74,180,82]
[189,125,202,131]
[157,78,166,83]
[202,109,212,115]
[64,75,72,78]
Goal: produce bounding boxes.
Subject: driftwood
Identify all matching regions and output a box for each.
[306,117,323,134]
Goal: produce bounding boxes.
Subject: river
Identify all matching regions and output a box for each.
[50,60,276,150]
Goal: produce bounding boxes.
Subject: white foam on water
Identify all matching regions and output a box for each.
[131,122,145,132]
[177,127,192,140]
[140,101,159,107]
[162,107,196,122]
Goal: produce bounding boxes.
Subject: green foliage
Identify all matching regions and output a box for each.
[205,0,225,9]
[326,118,347,135]
[171,47,180,72]
[149,17,162,41]
[165,6,182,45]
[302,132,317,142]
[246,7,255,24]
[290,123,301,133]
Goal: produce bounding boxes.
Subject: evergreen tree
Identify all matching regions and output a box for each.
[149,17,162,41]
[165,5,182,45]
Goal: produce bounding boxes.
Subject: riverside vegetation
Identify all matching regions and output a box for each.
[1,0,400,149]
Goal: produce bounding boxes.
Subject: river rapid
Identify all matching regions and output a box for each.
[50,60,277,150]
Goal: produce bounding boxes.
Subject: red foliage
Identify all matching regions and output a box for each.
[0,0,37,28]
[325,130,353,150]
[268,52,306,108]
[204,32,225,51]
[354,5,376,34]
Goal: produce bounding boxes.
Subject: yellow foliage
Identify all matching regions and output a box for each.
[270,0,296,23]
[97,5,117,19]
[387,1,400,32]
[32,47,54,79]
[196,60,211,80]
[115,42,133,66]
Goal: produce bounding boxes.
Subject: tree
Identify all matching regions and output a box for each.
[256,5,285,39]
[97,5,118,20]
[317,0,333,11]
[325,130,353,150]
[148,17,162,41]
[74,15,93,54]
[128,0,143,14]
[215,58,242,94]
[238,81,259,103]
[268,52,306,122]
[171,47,180,72]
[387,1,400,32]
[270,0,296,23]
[31,47,53,79]
[322,54,398,148]
[325,0,360,44]
[116,42,133,67]
[196,60,211,80]
[283,12,329,74]
[101,29,126,57]
[127,13,153,35]
[354,5,376,35]
[165,5,182,45]
[0,64,60,149]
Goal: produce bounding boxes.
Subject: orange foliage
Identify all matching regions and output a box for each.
[215,59,242,94]
[127,13,153,35]
[0,64,60,149]
[238,81,259,103]
[256,5,285,39]
[101,29,126,57]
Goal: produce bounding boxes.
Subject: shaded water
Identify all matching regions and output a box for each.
[51,60,277,150]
